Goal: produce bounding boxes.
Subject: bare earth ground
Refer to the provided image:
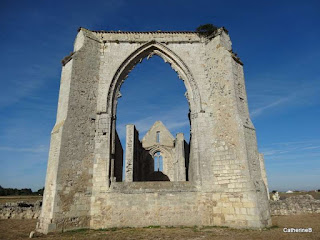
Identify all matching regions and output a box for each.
[0,214,319,240]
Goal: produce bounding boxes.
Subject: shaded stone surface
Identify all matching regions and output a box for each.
[147,171,170,181]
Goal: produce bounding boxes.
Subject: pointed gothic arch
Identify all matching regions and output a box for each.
[107,41,202,117]
[107,41,203,184]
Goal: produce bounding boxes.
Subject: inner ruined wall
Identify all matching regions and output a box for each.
[126,121,189,182]
[133,129,153,181]
[37,28,271,234]
[184,139,190,181]
[113,131,123,182]
[125,124,153,182]
[174,133,188,181]
[141,121,187,181]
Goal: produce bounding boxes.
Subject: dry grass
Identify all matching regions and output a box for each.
[0,196,42,204]
[279,191,320,200]
[0,214,319,240]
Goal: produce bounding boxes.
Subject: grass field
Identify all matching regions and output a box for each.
[0,214,319,240]
[0,196,42,204]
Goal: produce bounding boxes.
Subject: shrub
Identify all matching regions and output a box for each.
[196,24,218,37]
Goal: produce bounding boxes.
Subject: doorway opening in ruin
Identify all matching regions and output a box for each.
[114,55,191,182]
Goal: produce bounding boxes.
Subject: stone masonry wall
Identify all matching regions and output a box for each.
[38,28,272,233]
[38,29,101,233]
[4,195,320,221]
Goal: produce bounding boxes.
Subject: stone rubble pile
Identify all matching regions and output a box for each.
[0,200,42,219]
[270,194,320,215]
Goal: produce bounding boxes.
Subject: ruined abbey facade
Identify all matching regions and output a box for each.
[37,27,271,233]
[124,121,189,182]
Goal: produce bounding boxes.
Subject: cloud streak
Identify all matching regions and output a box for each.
[250,96,291,117]
[117,105,190,142]
[0,145,48,153]
[248,76,320,119]
[260,139,320,156]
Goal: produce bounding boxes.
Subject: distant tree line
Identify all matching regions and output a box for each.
[0,185,44,196]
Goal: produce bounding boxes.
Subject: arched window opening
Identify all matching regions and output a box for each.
[154,151,163,172]
[115,55,190,182]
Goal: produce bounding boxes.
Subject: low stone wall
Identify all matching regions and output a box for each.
[0,201,42,219]
[270,194,320,215]
[1,195,320,220]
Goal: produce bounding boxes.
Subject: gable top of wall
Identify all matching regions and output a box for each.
[76,27,230,44]
[78,27,229,35]
[74,27,232,49]
[141,121,175,147]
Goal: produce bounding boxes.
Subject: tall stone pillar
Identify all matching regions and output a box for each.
[125,124,135,182]
[37,29,101,233]
[175,133,187,181]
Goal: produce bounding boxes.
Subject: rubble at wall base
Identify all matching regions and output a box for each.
[0,201,42,219]
[270,195,320,215]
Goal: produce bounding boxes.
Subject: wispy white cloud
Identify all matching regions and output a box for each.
[248,77,320,119]
[165,120,189,130]
[117,105,190,142]
[264,140,320,191]
[250,96,290,117]
[0,145,48,153]
[261,139,320,157]
[0,63,59,109]
[302,146,320,150]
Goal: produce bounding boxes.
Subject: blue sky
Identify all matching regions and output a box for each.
[0,0,319,191]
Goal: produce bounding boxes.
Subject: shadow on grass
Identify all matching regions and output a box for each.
[62,224,273,234]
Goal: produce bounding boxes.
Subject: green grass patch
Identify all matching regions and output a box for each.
[192,225,199,232]
[144,225,161,229]
[95,226,134,232]
[266,225,279,230]
[200,225,229,230]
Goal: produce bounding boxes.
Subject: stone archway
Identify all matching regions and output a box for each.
[37,27,272,234]
[106,41,202,185]
[107,40,202,116]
